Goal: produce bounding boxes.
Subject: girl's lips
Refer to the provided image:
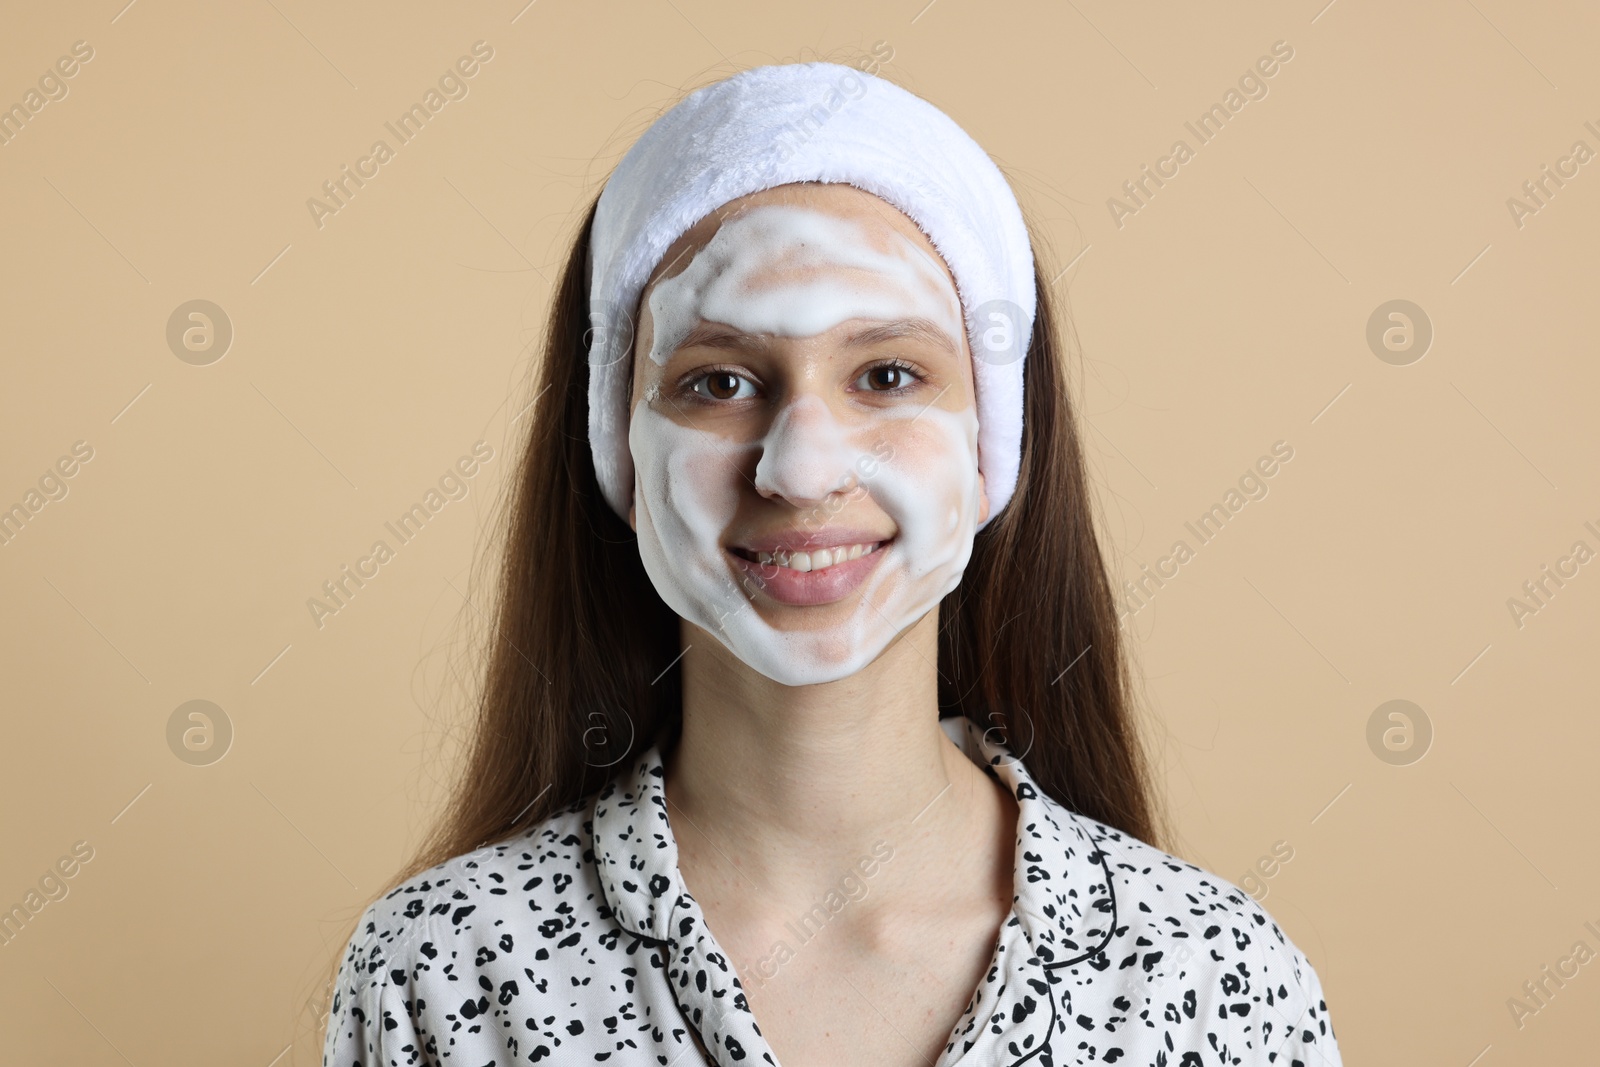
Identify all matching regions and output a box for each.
[726,539,891,606]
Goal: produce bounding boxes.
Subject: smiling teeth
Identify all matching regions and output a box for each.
[757,542,880,572]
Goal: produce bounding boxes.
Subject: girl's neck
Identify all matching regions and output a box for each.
[662,610,1013,911]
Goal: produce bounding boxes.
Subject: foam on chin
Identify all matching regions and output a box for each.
[628,202,982,686]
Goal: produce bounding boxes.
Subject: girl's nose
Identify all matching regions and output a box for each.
[751,394,860,508]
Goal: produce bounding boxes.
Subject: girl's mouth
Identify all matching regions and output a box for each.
[728,539,887,573]
[726,537,895,606]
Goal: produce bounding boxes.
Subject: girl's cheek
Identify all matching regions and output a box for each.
[651,416,756,543]
[872,418,976,487]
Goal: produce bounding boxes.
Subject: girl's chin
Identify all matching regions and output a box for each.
[705,600,931,687]
[733,643,878,687]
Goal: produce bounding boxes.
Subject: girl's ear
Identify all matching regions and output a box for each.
[978,471,990,525]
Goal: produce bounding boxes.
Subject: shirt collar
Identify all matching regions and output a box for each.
[591,755,683,943]
[931,715,1120,1065]
[943,713,1119,969]
[590,715,1120,1063]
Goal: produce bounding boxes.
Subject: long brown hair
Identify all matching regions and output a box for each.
[312,179,1169,1047]
[445,186,1165,839]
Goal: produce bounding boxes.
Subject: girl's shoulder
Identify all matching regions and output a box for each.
[337,794,600,984]
[322,796,635,1065]
[1066,808,1311,962]
[1050,807,1339,1061]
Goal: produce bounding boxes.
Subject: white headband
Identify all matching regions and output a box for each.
[586,61,1036,531]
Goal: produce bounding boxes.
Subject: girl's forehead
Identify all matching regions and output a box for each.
[630,199,966,377]
[641,182,954,297]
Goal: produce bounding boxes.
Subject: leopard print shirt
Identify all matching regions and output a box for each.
[323,716,1342,1065]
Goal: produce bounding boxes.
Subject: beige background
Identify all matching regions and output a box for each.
[1,0,1596,1062]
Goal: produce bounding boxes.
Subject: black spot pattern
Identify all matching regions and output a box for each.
[323,717,1342,1065]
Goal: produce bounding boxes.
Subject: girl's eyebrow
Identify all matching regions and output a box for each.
[841,318,959,357]
[674,317,959,357]
[675,321,766,352]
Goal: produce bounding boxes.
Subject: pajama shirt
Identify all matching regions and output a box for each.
[324,715,1342,1065]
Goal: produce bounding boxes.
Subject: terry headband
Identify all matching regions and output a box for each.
[585,60,1036,531]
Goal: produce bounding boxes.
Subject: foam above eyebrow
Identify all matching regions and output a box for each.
[645,203,964,366]
[585,62,1038,534]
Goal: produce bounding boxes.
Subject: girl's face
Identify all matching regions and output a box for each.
[626,182,988,687]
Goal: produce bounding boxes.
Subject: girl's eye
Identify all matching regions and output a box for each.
[689,370,757,401]
[685,361,923,402]
[856,360,922,393]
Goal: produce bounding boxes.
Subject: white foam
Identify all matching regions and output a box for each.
[646,203,964,366]
[628,202,983,686]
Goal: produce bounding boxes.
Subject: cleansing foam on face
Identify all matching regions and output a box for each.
[628,202,984,686]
